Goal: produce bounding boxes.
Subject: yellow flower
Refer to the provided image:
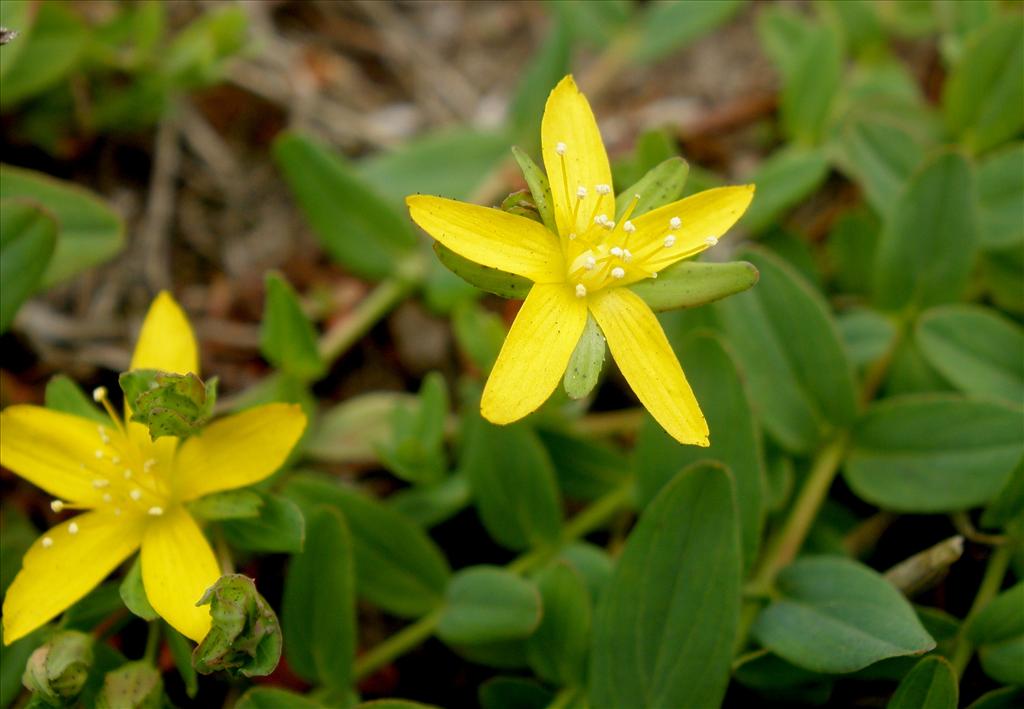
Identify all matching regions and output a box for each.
[407,75,754,445]
[1,293,306,645]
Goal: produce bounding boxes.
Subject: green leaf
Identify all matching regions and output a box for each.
[632,0,745,64]
[377,372,448,484]
[221,494,305,553]
[307,392,417,464]
[273,132,418,280]
[887,656,958,709]
[388,474,471,529]
[715,247,857,454]
[235,687,325,709]
[165,6,246,88]
[589,463,740,709]
[285,474,450,618]
[119,558,157,621]
[525,562,590,686]
[752,557,936,674]
[193,575,282,678]
[614,157,689,220]
[0,0,33,81]
[282,507,355,691]
[838,307,897,371]
[44,374,107,424]
[826,209,881,295]
[563,315,606,400]
[635,333,765,571]
[461,415,562,551]
[433,243,532,299]
[510,147,557,233]
[874,150,977,311]
[356,700,441,709]
[0,199,56,332]
[437,567,541,646]
[844,395,1024,513]
[1,629,42,708]
[981,458,1024,530]
[915,305,1024,405]
[260,273,325,381]
[0,1,86,106]
[741,147,829,232]
[781,24,841,144]
[983,245,1024,316]
[943,16,1024,154]
[451,300,505,373]
[966,687,1024,709]
[508,22,570,146]
[611,129,677,191]
[538,428,629,502]
[758,6,814,79]
[817,0,883,56]
[548,0,632,48]
[360,129,510,205]
[188,490,263,521]
[968,582,1024,686]
[162,624,197,699]
[479,677,554,709]
[976,141,1024,251]
[631,259,760,312]
[0,165,124,287]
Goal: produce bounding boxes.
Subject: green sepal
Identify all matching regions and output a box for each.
[188,490,265,521]
[615,156,689,219]
[118,558,157,621]
[192,574,282,678]
[433,243,532,299]
[118,369,218,441]
[500,189,543,223]
[629,260,759,312]
[563,315,606,400]
[22,631,94,707]
[511,146,557,232]
[95,661,163,709]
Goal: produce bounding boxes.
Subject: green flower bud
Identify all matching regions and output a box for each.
[118,369,218,440]
[95,661,163,709]
[22,631,94,707]
[192,574,282,678]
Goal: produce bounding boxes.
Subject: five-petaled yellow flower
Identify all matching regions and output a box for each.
[1,293,306,645]
[408,75,754,445]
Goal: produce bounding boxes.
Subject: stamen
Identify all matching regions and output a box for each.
[102,493,112,503]
[568,232,577,241]
[114,508,122,516]
[575,284,587,298]
[110,456,120,465]
[595,184,611,195]
[610,246,623,257]
[130,489,143,501]
[51,500,65,513]
[94,450,104,459]
[670,217,682,230]
[98,426,110,444]
[576,186,588,198]
[92,479,110,489]
[555,142,567,155]
[124,469,133,479]
[92,386,107,403]
[664,235,676,248]
[42,537,54,549]
[92,386,126,433]
[705,235,719,246]
[144,459,156,472]
[68,522,79,535]
[623,220,636,233]
[594,214,608,226]
[611,267,626,279]
[584,256,597,270]
[147,506,164,516]
[622,249,633,262]
[603,220,616,230]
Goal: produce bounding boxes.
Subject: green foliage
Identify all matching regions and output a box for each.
[260,274,326,382]
[0,200,56,333]
[437,567,541,646]
[887,656,958,709]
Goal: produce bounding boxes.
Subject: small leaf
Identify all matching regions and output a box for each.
[563,315,606,400]
[615,157,689,220]
[843,395,1024,512]
[538,428,629,502]
[981,458,1024,530]
[915,305,1024,405]
[976,142,1024,252]
[193,575,282,678]
[630,260,759,312]
[188,490,263,521]
[452,300,506,373]
[887,656,958,709]
[525,562,590,687]
[967,582,1024,686]
[273,132,419,280]
[874,151,977,311]
[388,474,471,529]
[509,20,570,147]
[376,372,449,484]
[285,474,451,618]
[0,199,56,333]
[752,557,935,674]
[479,677,554,709]
[235,687,325,709]
[260,273,325,381]
[163,625,198,699]
[307,392,417,464]
[0,165,124,287]
[632,0,744,64]
[780,24,842,143]
[966,687,1024,709]
[589,462,741,709]
[44,374,107,424]
[461,415,562,551]
[437,567,541,646]
[221,494,305,553]
[741,147,829,233]
[0,1,87,106]
[119,558,157,621]
[433,243,532,299]
[282,507,355,691]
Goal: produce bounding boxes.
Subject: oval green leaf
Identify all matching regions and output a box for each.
[0,199,56,333]
[260,273,325,381]
[968,582,1024,686]
[525,562,591,687]
[887,656,958,709]
[438,567,541,646]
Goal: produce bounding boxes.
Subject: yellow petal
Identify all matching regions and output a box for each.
[482,283,588,424]
[589,288,709,446]
[541,75,613,238]
[3,511,145,644]
[130,291,199,375]
[0,405,116,506]
[173,403,306,501]
[627,185,755,280]
[141,506,219,643]
[407,195,563,283]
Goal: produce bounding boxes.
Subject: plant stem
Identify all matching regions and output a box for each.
[735,433,849,650]
[949,543,1013,677]
[143,621,161,664]
[352,481,634,681]
[318,277,416,364]
[859,315,907,405]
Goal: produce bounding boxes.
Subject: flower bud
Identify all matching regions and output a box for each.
[22,631,94,706]
[95,661,163,709]
[192,574,282,678]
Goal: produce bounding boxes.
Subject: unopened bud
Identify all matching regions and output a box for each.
[192,574,282,678]
[23,631,94,706]
[95,661,163,709]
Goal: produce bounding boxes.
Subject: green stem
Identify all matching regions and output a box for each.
[950,543,1013,677]
[736,433,849,650]
[317,277,416,364]
[859,315,907,406]
[352,481,633,681]
[143,621,161,664]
